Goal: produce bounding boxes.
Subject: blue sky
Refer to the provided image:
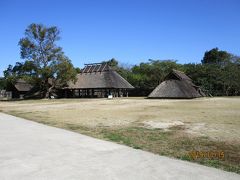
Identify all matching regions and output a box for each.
[0,0,239,75]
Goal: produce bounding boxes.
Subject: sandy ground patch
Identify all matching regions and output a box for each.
[144,120,184,129]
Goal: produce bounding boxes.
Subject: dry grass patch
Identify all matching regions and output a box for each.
[99,126,240,173]
[0,97,240,173]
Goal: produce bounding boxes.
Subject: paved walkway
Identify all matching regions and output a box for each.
[0,113,239,180]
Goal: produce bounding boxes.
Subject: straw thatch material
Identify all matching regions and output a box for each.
[66,63,134,89]
[148,70,205,99]
[14,79,32,92]
[6,79,33,99]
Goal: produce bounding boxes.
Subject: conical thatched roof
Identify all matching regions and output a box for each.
[148,69,205,99]
[65,63,134,89]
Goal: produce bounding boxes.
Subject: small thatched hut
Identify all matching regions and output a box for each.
[63,63,134,98]
[148,69,205,99]
[7,79,33,99]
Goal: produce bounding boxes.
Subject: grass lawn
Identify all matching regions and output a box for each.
[0,97,239,173]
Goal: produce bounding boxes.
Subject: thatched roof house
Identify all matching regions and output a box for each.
[7,79,33,98]
[14,79,32,92]
[63,63,134,98]
[148,69,205,99]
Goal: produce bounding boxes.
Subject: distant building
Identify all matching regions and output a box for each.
[148,69,205,99]
[7,79,33,99]
[62,63,134,98]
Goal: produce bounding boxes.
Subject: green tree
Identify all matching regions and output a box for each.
[102,58,119,68]
[202,48,231,65]
[0,78,7,90]
[197,48,240,96]
[131,60,181,88]
[221,63,240,95]
[75,67,81,73]
[9,23,77,98]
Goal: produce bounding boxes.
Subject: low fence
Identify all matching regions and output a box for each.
[0,90,12,100]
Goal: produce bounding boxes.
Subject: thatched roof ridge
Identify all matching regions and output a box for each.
[81,63,110,73]
[165,69,192,81]
[66,63,134,89]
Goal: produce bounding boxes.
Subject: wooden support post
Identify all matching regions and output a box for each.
[87,89,89,97]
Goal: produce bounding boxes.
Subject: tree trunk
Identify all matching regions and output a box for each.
[43,78,55,99]
[45,85,54,98]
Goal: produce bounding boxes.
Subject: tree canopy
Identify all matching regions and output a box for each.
[202,48,231,65]
[109,49,240,96]
[4,23,77,98]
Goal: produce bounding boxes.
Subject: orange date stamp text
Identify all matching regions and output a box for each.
[188,150,225,160]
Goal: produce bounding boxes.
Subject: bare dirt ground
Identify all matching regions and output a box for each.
[0,97,239,142]
[0,97,239,173]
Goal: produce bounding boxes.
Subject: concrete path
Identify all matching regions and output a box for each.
[0,113,239,180]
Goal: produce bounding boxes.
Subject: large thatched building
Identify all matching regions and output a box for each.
[148,69,205,99]
[63,63,134,98]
